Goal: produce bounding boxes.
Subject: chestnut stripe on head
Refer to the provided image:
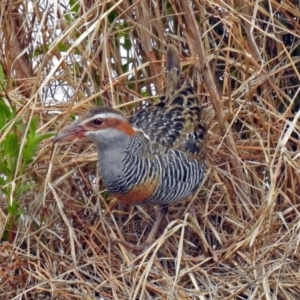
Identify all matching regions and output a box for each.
[82,113,136,137]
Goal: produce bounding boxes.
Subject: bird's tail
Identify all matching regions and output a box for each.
[165,44,182,96]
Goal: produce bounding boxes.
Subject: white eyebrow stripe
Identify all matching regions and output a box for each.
[82,112,126,124]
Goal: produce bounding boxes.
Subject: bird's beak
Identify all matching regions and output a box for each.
[53,122,87,143]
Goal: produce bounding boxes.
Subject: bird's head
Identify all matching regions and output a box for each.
[53,107,136,146]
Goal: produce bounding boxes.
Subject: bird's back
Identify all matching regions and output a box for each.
[129,45,206,163]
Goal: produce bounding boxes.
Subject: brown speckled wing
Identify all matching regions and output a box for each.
[129,43,205,163]
[129,81,206,162]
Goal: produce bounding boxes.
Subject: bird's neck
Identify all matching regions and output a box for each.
[96,130,150,194]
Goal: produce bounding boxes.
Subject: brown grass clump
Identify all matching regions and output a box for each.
[1,0,300,299]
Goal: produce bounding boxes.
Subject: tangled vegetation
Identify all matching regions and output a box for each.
[1,0,300,299]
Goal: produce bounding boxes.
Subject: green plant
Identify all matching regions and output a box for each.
[0,99,54,241]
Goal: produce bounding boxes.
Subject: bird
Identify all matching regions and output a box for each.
[53,44,206,251]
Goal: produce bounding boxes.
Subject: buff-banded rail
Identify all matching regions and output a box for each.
[54,44,206,251]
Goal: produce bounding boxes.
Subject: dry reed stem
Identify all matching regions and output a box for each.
[0,0,300,299]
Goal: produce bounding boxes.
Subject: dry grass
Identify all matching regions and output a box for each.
[1,0,300,299]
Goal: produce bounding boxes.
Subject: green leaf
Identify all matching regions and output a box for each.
[0,100,12,129]
[0,176,6,188]
[122,37,132,51]
[8,200,24,217]
[34,132,55,145]
[121,62,130,73]
[0,64,5,80]
[3,133,19,157]
[2,133,20,174]
[69,0,80,14]
[23,132,55,163]
[16,183,37,198]
[23,116,38,163]
[65,0,80,24]
[57,43,69,52]
[0,162,12,176]
[108,9,118,23]
[69,113,77,120]
[93,99,103,107]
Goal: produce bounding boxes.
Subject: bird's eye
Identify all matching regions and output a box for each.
[93,118,103,126]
